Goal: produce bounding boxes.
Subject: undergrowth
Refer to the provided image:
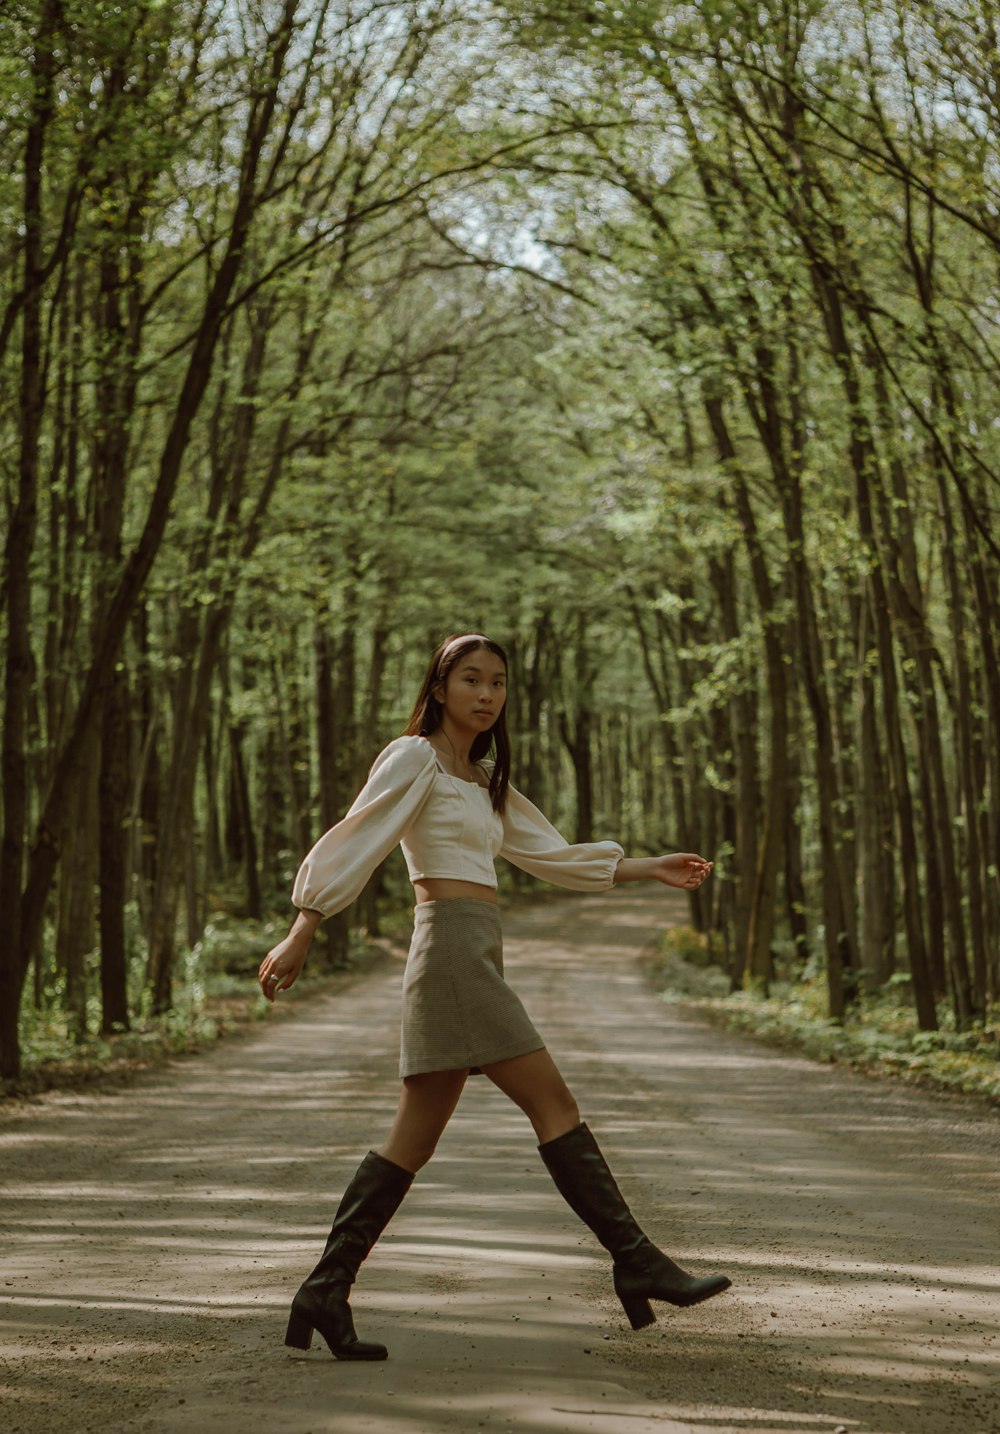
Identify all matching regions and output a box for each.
[644,926,1000,1106]
[7,909,406,1100]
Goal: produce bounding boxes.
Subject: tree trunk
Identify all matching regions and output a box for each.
[707,540,759,978]
[360,614,391,935]
[58,737,99,1042]
[203,712,222,883]
[524,610,552,807]
[935,469,984,1023]
[99,668,131,1031]
[0,0,60,1077]
[230,723,262,920]
[559,616,595,843]
[315,622,349,965]
[93,156,143,1036]
[784,676,811,970]
[856,601,895,987]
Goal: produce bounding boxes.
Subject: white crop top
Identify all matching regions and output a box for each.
[292,734,624,917]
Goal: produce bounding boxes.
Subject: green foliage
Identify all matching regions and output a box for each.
[8,910,394,1096]
[2,0,998,1082]
[647,938,1000,1105]
[641,925,732,999]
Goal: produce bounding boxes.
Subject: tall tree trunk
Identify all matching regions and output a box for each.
[99,669,131,1031]
[628,594,690,852]
[935,468,984,1022]
[524,610,552,807]
[856,599,895,987]
[57,736,99,1041]
[229,723,262,920]
[559,615,595,843]
[93,162,143,1035]
[315,622,349,965]
[360,613,391,935]
[707,539,759,979]
[133,605,160,925]
[203,711,222,882]
[781,462,857,1019]
[784,674,811,970]
[0,0,60,1077]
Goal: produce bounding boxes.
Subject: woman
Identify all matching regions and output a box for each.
[258,631,730,1361]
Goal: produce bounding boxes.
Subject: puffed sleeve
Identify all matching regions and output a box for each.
[499,784,624,891]
[292,736,436,917]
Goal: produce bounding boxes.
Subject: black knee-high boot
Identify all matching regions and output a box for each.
[538,1122,731,1329]
[284,1150,414,1360]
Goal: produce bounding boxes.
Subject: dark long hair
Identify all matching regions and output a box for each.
[403,632,511,812]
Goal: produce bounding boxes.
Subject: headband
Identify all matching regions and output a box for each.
[440,633,492,662]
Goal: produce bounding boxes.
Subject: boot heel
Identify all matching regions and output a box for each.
[614,1266,657,1330]
[284,1308,314,1350]
[618,1290,656,1330]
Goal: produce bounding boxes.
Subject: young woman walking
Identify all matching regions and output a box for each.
[258,632,731,1361]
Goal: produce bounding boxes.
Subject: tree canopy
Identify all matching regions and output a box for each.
[1,0,997,1079]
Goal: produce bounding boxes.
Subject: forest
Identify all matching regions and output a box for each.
[1,0,997,1085]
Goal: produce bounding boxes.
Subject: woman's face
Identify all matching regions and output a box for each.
[438,647,507,731]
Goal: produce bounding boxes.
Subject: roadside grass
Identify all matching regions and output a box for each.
[6,907,411,1101]
[643,926,1000,1106]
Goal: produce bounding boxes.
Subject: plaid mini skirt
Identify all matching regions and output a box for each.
[399,898,545,1078]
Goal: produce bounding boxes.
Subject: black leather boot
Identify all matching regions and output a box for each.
[538,1122,731,1329]
[284,1150,414,1359]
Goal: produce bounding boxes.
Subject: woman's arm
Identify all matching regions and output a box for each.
[499,783,624,890]
[291,737,436,917]
[613,853,714,890]
[257,735,436,1001]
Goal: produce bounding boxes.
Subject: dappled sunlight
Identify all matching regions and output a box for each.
[3,891,997,1433]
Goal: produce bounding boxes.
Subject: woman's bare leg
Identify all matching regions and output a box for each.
[376,1067,469,1173]
[480,1047,580,1143]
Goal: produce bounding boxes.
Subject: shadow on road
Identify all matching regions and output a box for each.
[2,890,998,1434]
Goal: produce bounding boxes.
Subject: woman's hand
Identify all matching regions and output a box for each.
[650,853,714,890]
[258,908,321,1002]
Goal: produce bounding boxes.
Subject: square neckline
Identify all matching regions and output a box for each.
[423,739,492,793]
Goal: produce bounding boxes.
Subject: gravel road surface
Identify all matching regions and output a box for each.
[2,889,998,1434]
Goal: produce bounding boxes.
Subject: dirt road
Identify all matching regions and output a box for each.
[2,889,998,1434]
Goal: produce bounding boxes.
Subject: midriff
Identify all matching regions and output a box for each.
[413,877,498,904]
